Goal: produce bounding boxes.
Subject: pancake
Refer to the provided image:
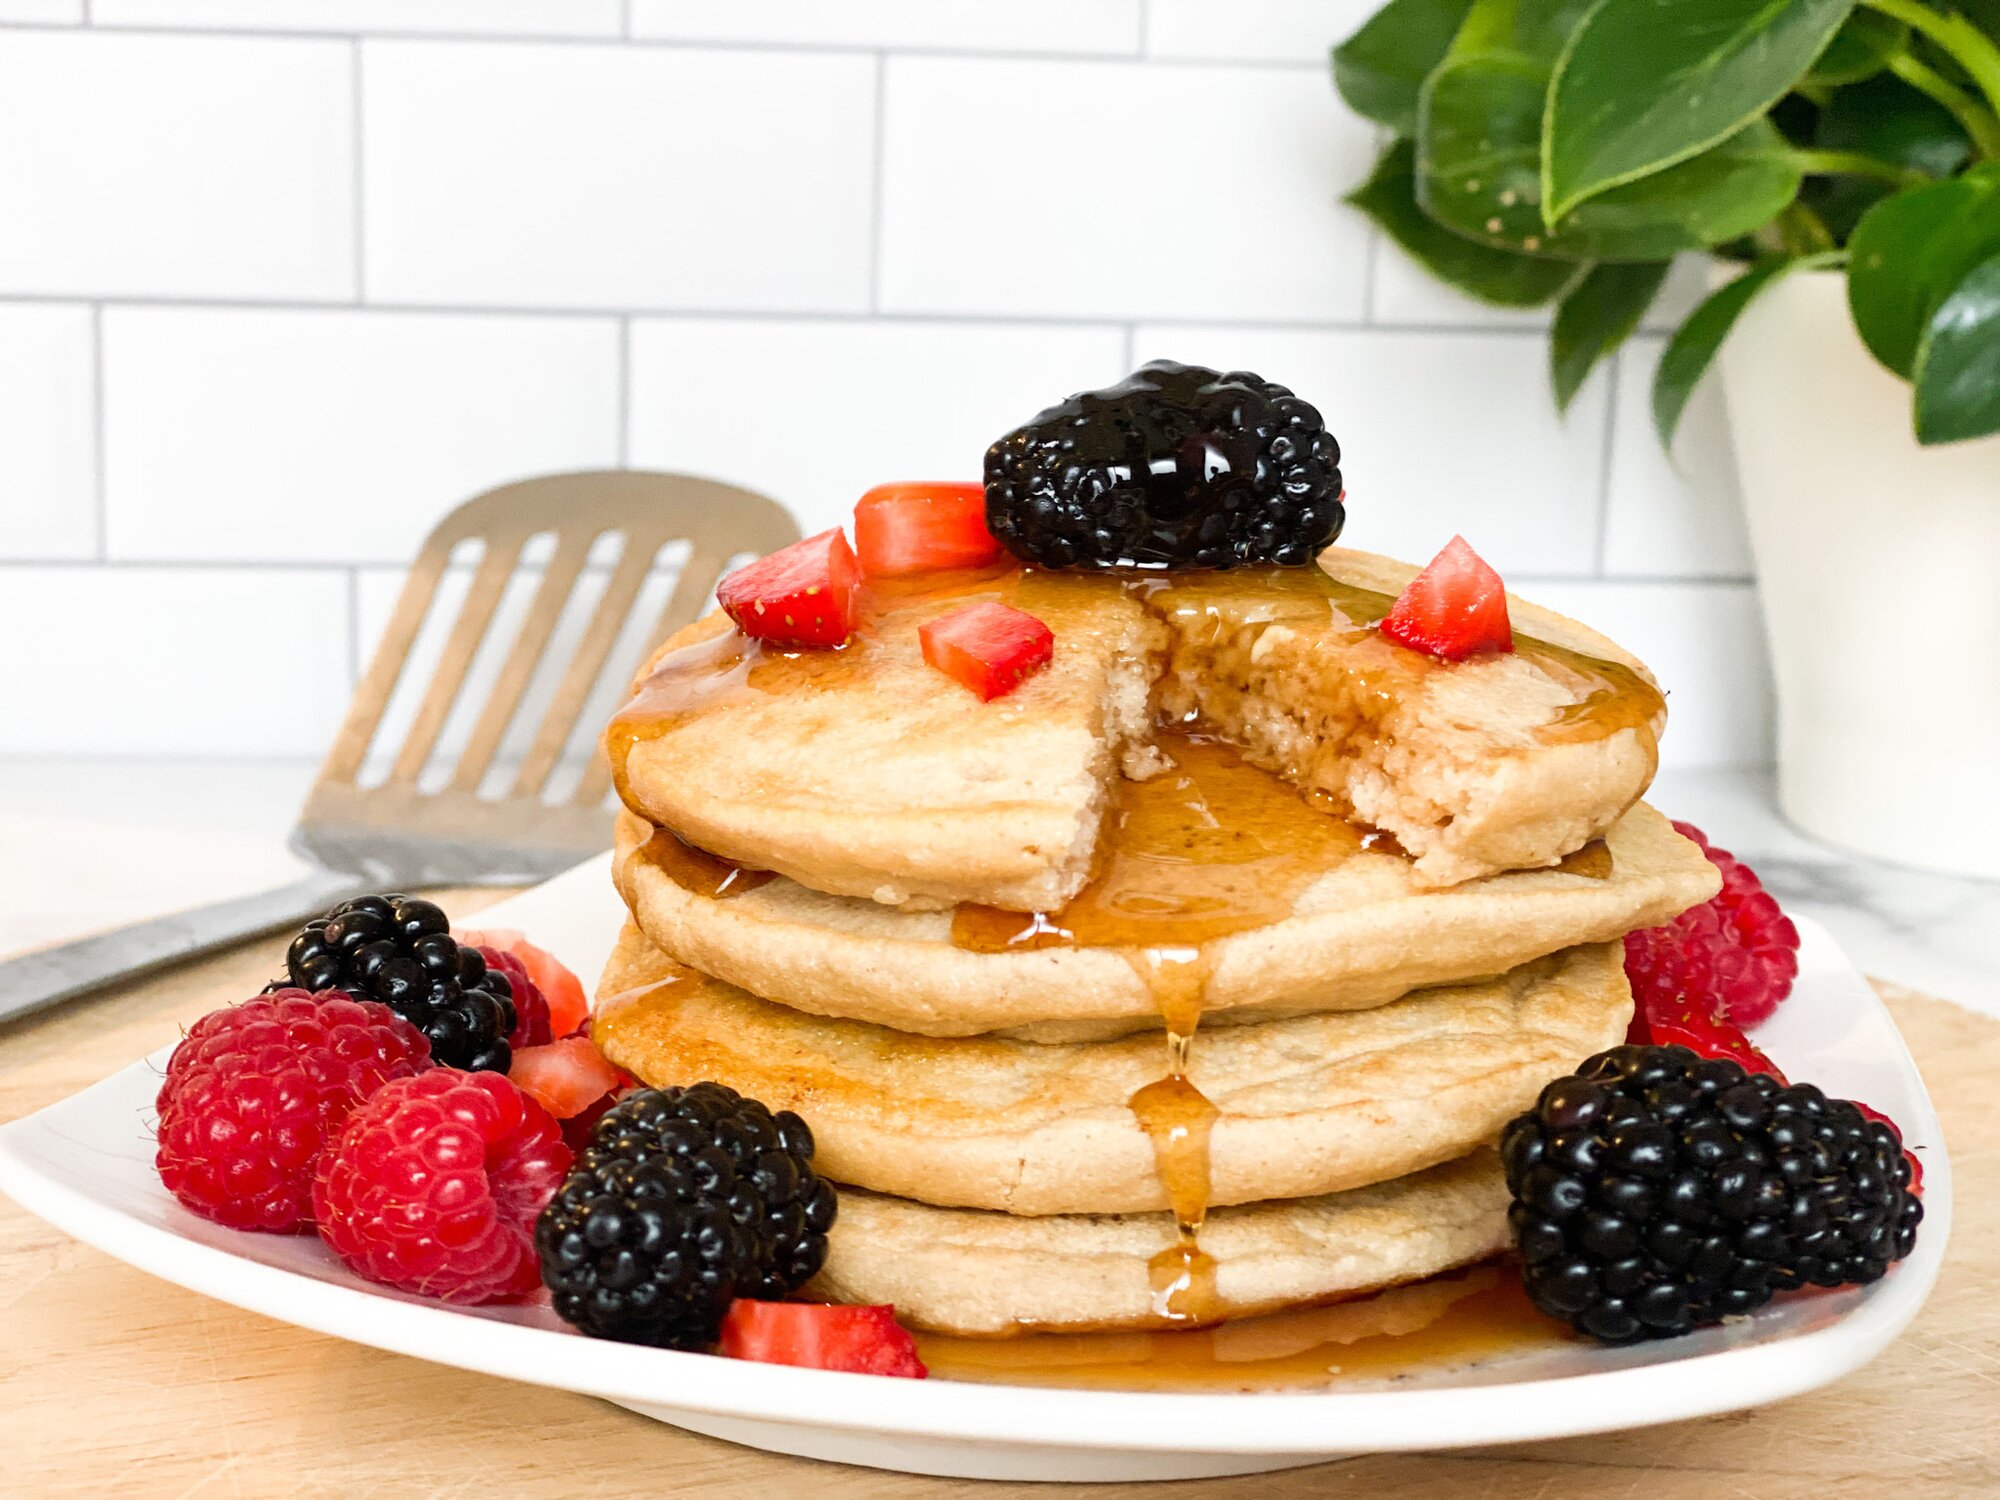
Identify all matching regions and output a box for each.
[607,547,1666,909]
[612,799,1717,1041]
[806,1151,1509,1335]
[594,925,1630,1215]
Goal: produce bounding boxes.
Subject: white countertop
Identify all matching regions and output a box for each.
[3,759,1995,1021]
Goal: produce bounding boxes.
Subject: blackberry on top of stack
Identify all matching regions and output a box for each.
[584,361,1918,1351]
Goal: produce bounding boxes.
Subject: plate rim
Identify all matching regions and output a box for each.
[0,912,1954,1458]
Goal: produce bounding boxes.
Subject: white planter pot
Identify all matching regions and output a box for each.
[1715,268,2000,879]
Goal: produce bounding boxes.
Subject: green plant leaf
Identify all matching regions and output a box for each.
[1653,254,1836,445]
[1805,73,1971,241]
[1421,56,1803,261]
[1333,0,1477,134]
[1913,249,2000,442]
[1348,140,1583,307]
[1543,0,1855,225]
[1847,163,2000,377]
[1550,261,1671,411]
[1804,10,1907,84]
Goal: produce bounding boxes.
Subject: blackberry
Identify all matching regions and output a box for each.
[983,360,1344,571]
[279,894,515,1073]
[535,1083,838,1349]
[1503,1045,1922,1345]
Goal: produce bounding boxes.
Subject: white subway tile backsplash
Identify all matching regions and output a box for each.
[1371,239,1558,329]
[91,0,621,34]
[0,0,80,21]
[878,57,1374,322]
[361,41,876,312]
[1604,335,1751,578]
[628,318,1126,536]
[0,304,96,559]
[1132,324,1606,576]
[0,565,351,755]
[1521,581,1773,766]
[1145,0,1374,63]
[0,31,354,300]
[102,307,619,563]
[632,0,1141,53]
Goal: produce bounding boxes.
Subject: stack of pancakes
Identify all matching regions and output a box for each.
[595,547,1720,1336]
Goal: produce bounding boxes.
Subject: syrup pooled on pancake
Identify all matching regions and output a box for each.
[955,730,1375,1322]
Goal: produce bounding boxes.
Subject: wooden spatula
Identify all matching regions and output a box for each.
[0,469,798,1025]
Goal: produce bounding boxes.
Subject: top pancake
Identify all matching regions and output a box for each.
[607,548,1666,910]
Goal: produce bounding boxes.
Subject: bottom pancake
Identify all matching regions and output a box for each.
[595,922,1628,1215]
[807,1151,1508,1336]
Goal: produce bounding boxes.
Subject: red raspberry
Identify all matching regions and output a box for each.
[312,1069,572,1304]
[1623,820,1800,1029]
[154,989,432,1233]
[471,944,551,1050]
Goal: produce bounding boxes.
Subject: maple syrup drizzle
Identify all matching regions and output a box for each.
[952,732,1371,1324]
[630,826,775,900]
[914,1266,1577,1391]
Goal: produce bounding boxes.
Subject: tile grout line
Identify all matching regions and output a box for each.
[621,0,633,41]
[0,291,1582,339]
[1121,323,1136,373]
[1135,0,1149,57]
[89,301,106,560]
[0,20,1319,67]
[1593,351,1622,577]
[350,37,366,303]
[868,51,887,314]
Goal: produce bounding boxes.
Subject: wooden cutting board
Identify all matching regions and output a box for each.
[2,896,1995,1499]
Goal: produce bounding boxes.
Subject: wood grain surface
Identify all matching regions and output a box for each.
[2,895,1995,1498]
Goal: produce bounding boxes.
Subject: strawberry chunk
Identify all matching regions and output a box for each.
[507,1036,624,1120]
[1379,535,1514,661]
[918,601,1054,701]
[456,929,590,1039]
[853,481,1002,576]
[718,1300,928,1379]
[717,528,860,648]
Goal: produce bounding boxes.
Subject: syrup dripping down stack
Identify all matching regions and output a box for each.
[593,548,1723,1339]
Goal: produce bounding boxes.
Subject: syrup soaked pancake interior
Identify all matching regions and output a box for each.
[612,795,1717,1041]
[606,547,1667,910]
[594,924,1630,1216]
[807,1151,1509,1336]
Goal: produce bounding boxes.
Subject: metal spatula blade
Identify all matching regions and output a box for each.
[0,470,798,1025]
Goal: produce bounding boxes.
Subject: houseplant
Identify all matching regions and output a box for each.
[1335,0,2000,879]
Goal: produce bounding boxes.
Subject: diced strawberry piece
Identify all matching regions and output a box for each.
[456,929,590,1039]
[853,481,1002,577]
[718,1300,928,1379]
[1379,535,1514,661]
[716,529,860,648]
[507,1036,624,1120]
[918,601,1054,701]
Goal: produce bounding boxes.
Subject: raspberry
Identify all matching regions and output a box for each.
[313,1070,572,1304]
[154,989,432,1233]
[1624,821,1800,1029]
[472,944,551,1050]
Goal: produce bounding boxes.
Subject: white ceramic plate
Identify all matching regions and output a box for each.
[0,856,1952,1483]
